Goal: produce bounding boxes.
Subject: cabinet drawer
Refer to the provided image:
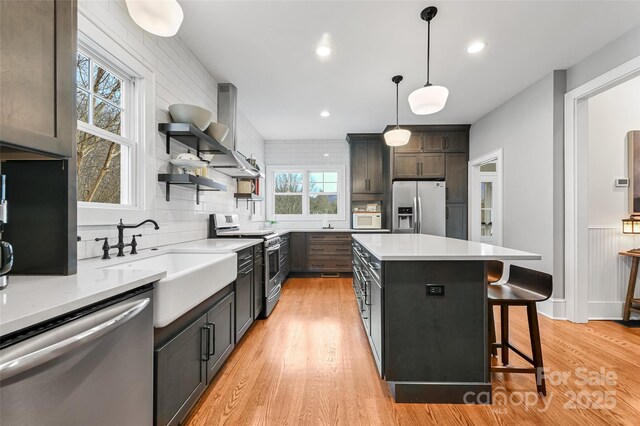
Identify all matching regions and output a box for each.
[307,233,352,242]
[253,244,263,259]
[307,257,353,272]
[307,243,352,256]
[237,248,253,270]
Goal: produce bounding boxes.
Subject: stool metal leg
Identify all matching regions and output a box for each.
[488,305,497,357]
[527,303,546,395]
[500,305,509,366]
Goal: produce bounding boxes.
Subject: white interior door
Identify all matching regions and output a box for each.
[479,174,498,243]
[469,150,503,246]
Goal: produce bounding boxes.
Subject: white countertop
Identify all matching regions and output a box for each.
[274,228,390,236]
[0,238,263,337]
[352,234,541,261]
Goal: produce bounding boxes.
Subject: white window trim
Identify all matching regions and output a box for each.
[77,12,156,226]
[266,165,346,221]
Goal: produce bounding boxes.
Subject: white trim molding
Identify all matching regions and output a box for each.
[538,298,567,320]
[266,165,347,222]
[77,11,156,226]
[564,55,640,323]
[468,148,504,246]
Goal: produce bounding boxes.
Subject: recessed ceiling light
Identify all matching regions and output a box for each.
[316,45,331,57]
[320,110,330,117]
[467,40,487,54]
[324,153,330,157]
[316,33,332,57]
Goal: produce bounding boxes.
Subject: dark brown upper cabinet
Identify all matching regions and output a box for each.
[348,135,384,195]
[393,153,445,180]
[393,132,423,153]
[0,0,76,158]
[390,126,469,181]
[419,131,469,153]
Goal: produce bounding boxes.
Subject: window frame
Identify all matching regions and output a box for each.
[76,47,135,208]
[267,165,346,221]
[77,12,156,226]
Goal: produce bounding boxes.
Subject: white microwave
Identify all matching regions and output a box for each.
[353,212,382,229]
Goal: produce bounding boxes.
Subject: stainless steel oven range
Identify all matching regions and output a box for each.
[209,214,282,317]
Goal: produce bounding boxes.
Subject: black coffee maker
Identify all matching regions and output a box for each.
[1,174,13,290]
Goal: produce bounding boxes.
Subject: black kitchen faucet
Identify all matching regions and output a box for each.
[96,219,160,259]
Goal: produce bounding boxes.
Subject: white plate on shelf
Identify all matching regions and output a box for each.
[170,158,208,169]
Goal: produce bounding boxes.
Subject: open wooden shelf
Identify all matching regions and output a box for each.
[158,173,227,205]
[158,123,229,155]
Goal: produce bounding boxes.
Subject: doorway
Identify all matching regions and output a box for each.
[565,56,640,323]
[469,149,503,246]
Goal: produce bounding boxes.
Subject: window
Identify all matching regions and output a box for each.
[76,50,135,205]
[274,172,303,215]
[269,167,344,220]
[309,172,338,214]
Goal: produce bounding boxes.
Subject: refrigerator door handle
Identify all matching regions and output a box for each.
[412,196,418,233]
[417,196,423,234]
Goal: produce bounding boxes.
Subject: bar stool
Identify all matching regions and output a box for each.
[489,265,552,395]
[487,260,504,284]
[487,261,504,356]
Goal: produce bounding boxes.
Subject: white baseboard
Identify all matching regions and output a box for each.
[538,298,567,320]
[588,301,640,320]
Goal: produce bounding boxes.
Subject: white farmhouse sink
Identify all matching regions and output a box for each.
[105,252,237,327]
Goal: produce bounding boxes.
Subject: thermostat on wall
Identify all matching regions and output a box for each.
[615,178,629,187]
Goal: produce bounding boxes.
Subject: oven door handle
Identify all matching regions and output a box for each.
[266,244,281,253]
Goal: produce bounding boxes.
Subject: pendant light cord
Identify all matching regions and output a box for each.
[395,81,399,128]
[426,19,431,85]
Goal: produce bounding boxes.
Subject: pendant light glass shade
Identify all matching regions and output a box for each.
[384,128,411,147]
[125,0,184,37]
[384,75,411,147]
[408,84,449,115]
[409,6,448,115]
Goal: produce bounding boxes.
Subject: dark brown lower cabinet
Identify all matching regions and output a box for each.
[154,292,235,426]
[235,264,253,343]
[253,257,264,319]
[205,293,235,384]
[289,233,307,271]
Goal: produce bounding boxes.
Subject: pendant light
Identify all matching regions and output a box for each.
[125,0,184,38]
[408,6,449,115]
[384,75,411,147]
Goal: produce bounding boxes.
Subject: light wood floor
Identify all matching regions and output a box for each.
[185,277,640,426]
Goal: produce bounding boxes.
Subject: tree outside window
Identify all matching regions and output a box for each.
[271,169,341,217]
[309,172,338,214]
[274,172,303,214]
[76,52,132,205]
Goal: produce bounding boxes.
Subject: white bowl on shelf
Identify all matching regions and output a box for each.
[205,122,229,143]
[168,104,213,131]
[170,153,208,174]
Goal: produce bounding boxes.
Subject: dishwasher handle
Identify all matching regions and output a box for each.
[0,297,150,380]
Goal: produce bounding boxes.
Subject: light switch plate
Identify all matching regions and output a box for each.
[615,178,629,187]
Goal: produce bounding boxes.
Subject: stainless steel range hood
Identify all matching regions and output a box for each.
[209,83,263,178]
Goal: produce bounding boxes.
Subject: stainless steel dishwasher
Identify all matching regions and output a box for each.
[0,286,154,426]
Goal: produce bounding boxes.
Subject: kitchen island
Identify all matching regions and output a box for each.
[351,233,540,404]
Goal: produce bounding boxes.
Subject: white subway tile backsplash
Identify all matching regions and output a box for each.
[77,0,265,260]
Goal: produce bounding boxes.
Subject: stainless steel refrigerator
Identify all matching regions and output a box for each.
[392,181,446,236]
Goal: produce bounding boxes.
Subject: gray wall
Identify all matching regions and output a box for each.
[567,25,640,91]
[469,25,640,315]
[470,72,566,302]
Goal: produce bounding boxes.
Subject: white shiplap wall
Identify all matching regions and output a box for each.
[588,227,640,319]
[264,139,351,229]
[76,0,265,259]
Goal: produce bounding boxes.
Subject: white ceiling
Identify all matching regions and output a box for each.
[178,1,640,140]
